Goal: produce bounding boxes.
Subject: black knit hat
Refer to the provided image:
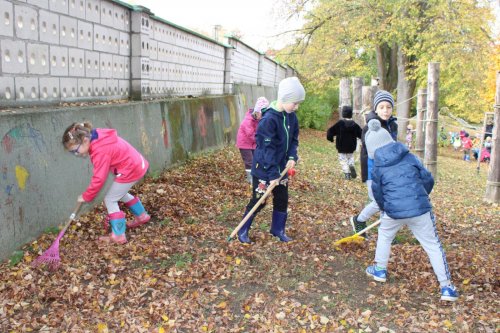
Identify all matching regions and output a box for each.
[341,105,353,119]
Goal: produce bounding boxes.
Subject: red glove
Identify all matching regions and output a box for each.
[288,168,296,177]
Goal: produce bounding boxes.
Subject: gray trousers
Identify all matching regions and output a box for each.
[338,153,354,173]
[358,180,380,222]
[104,181,137,214]
[375,211,452,287]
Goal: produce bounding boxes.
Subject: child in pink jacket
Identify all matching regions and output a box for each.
[62,122,150,244]
[236,97,269,183]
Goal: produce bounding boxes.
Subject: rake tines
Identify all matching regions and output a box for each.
[32,202,82,271]
[32,232,64,270]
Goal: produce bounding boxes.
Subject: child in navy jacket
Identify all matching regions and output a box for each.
[237,77,305,244]
[364,120,458,302]
[327,105,362,179]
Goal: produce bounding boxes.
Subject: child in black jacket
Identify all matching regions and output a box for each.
[327,106,362,179]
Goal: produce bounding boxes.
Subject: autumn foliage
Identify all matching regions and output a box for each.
[0,130,498,332]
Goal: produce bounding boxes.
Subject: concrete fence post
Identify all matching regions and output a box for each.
[257,53,264,86]
[130,7,152,100]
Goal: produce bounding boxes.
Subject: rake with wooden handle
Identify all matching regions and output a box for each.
[32,202,83,270]
[333,219,381,247]
[227,166,291,241]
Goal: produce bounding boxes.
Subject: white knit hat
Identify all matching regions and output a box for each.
[277,77,306,104]
[365,119,394,159]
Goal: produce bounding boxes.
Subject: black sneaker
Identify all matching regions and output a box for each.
[349,165,357,179]
[344,173,351,180]
[349,215,367,236]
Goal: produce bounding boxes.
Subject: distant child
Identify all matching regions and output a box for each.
[62,122,150,244]
[484,136,492,154]
[364,119,458,302]
[237,77,305,243]
[236,97,270,183]
[462,133,473,161]
[326,105,362,180]
[405,124,413,149]
[351,90,398,236]
[452,133,461,151]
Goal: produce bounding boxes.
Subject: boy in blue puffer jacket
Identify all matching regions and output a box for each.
[237,77,305,243]
[364,120,458,302]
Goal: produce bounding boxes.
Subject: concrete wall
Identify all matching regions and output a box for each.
[0,0,296,106]
[0,83,275,261]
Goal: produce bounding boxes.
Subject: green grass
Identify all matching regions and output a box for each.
[8,251,24,267]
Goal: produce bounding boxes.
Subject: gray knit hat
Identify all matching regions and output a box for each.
[365,119,394,159]
[373,90,394,111]
[278,77,306,104]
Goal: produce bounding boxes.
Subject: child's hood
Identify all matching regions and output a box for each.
[342,119,358,131]
[91,128,118,149]
[268,100,282,113]
[374,142,409,167]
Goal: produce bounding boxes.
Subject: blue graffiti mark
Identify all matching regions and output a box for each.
[5,184,14,195]
[223,104,231,128]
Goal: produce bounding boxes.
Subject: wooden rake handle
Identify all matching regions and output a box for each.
[58,202,83,237]
[354,219,381,236]
[228,166,291,241]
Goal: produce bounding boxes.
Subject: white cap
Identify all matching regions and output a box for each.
[277,77,306,104]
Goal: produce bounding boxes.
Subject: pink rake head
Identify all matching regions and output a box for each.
[32,204,81,271]
[31,229,66,271]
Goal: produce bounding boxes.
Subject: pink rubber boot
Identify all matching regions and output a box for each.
[98,212,127,244]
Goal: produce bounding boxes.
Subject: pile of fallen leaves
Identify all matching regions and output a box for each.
[1,129,498,332]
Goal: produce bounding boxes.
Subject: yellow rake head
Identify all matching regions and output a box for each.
[333,234,366,248]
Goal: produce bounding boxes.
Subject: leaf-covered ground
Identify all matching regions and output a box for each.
[1,129,498,332]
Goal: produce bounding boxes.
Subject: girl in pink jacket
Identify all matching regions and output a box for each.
[62,122,150,244]
[236,97,269,183]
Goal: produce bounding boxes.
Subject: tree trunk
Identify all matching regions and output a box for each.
[485,71,500,203]
[375,43,398,92]
[424,63,439,179]
[396,45,417,142]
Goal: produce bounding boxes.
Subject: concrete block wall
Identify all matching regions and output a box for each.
[227,37,259,85]
[147,17,225,97]
[262,56,277,87]
[0,0,298,106]
[0,0,131,106]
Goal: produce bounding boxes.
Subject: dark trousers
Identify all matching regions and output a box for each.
[246,176,288,214]
[239,149,254,169]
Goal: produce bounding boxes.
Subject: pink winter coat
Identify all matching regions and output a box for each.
[82,128,149,202]
[236,109,259,149]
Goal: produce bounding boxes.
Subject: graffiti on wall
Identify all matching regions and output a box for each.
[160,102,170,149]
[1,123,46,154]
[197,105,207,138]
[15,166,29,190]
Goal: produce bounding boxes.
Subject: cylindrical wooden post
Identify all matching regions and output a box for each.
[424,63,439,178]
[485,71,500,203]
[415,88,427,160]
[352,77,363,125]
[361,86,378,127]
[339,77,351,119]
